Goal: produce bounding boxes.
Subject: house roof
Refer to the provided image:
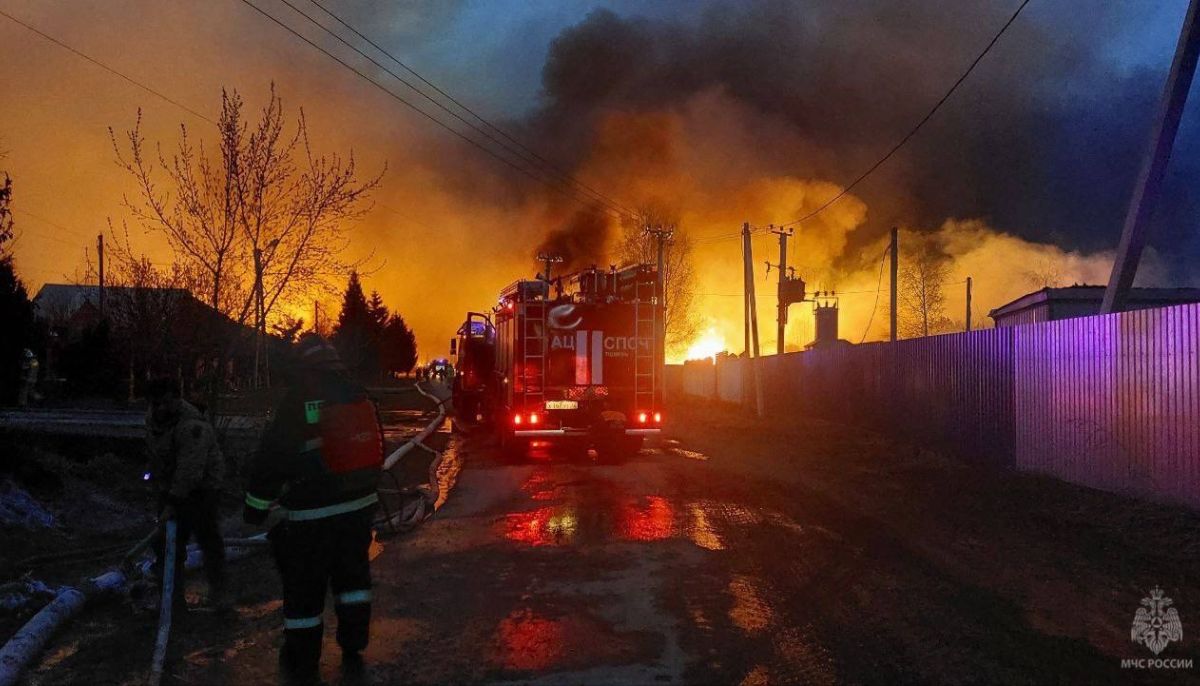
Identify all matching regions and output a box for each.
[32,284,193,319]
[988,285,1200,320]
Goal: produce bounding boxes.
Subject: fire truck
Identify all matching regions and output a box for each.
[451,264,664,459]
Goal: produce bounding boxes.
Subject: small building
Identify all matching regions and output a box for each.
[988,285,1200,328]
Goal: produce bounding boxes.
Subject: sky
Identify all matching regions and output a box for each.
[1,0,1198,359]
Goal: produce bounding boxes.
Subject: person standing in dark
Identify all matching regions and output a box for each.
[243,334,384,684]
[145,377,227,610]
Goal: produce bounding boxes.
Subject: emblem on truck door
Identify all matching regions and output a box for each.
[548,304,583,330]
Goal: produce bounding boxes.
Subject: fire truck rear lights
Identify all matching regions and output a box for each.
[529,413,540,425]
[653,412,662,423]
[637,412,649,424]
[513,414,523,425]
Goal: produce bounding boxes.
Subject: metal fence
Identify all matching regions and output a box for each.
[674,302,1200,508]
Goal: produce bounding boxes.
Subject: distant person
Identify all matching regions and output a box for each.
[145,377,227,611]
[18,349,38,407]
[244,334,384,683]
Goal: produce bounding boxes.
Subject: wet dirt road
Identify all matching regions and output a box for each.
[27,390,1200,684]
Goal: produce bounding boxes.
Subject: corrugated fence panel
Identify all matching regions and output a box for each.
[1015,302,1200,507]
[672,302,1198,508]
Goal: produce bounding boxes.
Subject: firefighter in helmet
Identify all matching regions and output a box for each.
[243,334,384,682]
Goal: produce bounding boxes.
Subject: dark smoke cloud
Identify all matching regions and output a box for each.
[535,205,613,272]
[525,0,1200,279]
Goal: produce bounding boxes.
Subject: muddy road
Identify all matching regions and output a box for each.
[23,390,1200,685]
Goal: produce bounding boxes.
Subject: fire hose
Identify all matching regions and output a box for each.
[148,519,176,686]
[0,381,449,686]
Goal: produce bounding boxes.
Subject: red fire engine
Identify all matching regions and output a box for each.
[451,264,664,459]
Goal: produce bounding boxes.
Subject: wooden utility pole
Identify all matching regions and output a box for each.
[965,277,973,332]
[770,226,793,355]
[97,233,105,317]
[1102,0,1200,313]
[252,247,264,389]
[742,222,764,416]
[646,226,673,404]
[889,227,899,342]
[537,251,563,281]
[742,223,751,357]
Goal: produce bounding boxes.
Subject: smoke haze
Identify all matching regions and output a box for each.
[2,0,1197,360]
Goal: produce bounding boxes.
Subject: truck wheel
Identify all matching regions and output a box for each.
[498,429,527,462]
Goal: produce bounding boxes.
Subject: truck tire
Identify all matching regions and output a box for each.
[498,428,527,462]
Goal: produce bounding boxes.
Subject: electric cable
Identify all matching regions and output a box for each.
[237,0,632,220]
[781,0,1033,229]
[305,0,638,218]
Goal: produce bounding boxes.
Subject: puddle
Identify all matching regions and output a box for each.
[728,575,772,634]
[489,608,645,673]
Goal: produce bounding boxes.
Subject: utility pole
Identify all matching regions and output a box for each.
[1102,0,1200,314]
[965,276,973,332]
[646,226,673,404]
[537,252,564,281]
[742,222,764,416]
[742,223,751,358]
[889,227,899,342]
[253,247,264,389]
[96,233,105,318]
[768,226,794,355]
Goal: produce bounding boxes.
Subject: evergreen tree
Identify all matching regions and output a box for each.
[381,314,418,377]
[0,174,37,403]
[332,272,377,378]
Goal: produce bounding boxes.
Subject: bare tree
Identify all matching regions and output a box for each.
[617,204,698,353]
[898,233,953,338]
[1022,257,1063,289]
[112,85,381,333]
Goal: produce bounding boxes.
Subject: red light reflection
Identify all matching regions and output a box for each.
[617,495,674,541]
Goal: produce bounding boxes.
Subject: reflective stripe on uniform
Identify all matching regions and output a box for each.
[283,615,322,630]
[244,493,273,511]
[302,437,324,452]
[335,589,371,605]
[287,493,379,522]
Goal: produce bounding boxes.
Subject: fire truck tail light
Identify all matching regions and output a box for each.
[637,412,648,424]
[513,414,523,426]
[653,412,662,423]
[529,413,540,425]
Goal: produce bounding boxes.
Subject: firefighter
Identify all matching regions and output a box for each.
[244,334,384,683]
[145,376,227,610]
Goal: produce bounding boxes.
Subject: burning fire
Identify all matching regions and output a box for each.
[683,328,726,362]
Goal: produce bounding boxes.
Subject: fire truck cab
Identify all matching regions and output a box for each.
[489,264,664,459]
[451,312,496,422]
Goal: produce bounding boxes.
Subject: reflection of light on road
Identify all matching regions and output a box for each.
[686,502,724,550]
[368,531,385,561]
[740,664,770,686]
[728,575,772,633]
[500,507,577,546]
[618,496,674,541]
[492,610,565,671]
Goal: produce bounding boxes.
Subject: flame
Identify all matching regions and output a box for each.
[682,327,726,362]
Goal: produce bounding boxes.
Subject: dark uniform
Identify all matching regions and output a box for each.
[146,390,226,608]
[244,336,384,681]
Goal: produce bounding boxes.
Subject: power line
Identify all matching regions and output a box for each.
[305,0,638,218]
[782,0,1032,228]
[277,0,632,218]
[236,0,630,220]
[858,245,891,343]
[0,9,214,124]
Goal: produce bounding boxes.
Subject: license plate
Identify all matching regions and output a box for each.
[545,400,578,410]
